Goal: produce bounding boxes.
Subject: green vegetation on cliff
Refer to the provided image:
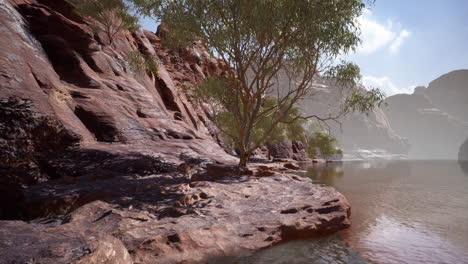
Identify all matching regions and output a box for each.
[68,0,139,45]
[132,0,384,166]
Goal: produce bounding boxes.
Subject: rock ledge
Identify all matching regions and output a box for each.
[0,173,350,264]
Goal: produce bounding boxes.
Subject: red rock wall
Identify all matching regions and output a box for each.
[0,0,236,202]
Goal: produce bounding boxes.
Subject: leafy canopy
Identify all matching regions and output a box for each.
[199,82,305,152]
[132,0,383,166]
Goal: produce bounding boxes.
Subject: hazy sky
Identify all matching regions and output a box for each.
[139,0,468,96]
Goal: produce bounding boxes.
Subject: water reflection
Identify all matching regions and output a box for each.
[303,162,344,186]
[241,160,468,264]
[361,215,466,264]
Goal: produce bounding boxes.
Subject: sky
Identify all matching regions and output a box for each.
[139,0,468,96]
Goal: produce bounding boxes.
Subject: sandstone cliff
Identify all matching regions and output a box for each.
[0,0,238,214]
[294,77,409,159]
[385,70,468,159]
[425,70,468,123]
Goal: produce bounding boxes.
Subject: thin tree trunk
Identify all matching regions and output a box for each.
[238,150,249,168]
[266,144,272,161]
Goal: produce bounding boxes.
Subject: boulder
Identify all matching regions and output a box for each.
[269,140,309,161]
[284,162,300,170]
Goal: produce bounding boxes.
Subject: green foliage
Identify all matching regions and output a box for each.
[144,54,160,76]
[324,61,362,88]
[343,88,386,114]
[131,0,380,166]
[253,98,306,146]
[126,50,160,76]
[68,0,139,45]
[196,77,305,149]
[307,132,342,159]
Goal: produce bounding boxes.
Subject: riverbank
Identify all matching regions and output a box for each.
[0,164,350,264]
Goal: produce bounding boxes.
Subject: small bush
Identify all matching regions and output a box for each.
[126,50,160,77]
[307,132,342,160]
[68,0,139,45]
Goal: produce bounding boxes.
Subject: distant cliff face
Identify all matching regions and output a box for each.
[293,77,409,158]
[385,70,468,159]
[426,70,468,123]
[460,138,468,161]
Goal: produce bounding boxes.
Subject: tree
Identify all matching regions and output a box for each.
[307,132,342,160]
[68,0,139,45]
[132,0,383,167]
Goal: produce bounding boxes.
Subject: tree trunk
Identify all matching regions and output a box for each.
[266,143,272,161]
[238,151,249,168]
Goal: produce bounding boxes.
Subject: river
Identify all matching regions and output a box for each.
[232,160,468,264]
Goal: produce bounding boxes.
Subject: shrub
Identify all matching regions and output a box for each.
[68,0,139,45]
[126,50,160,76]
[307,132,342,160]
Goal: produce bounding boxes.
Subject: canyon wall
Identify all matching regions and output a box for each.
[0,0,238,218]
[385,70,468,159]
[291,77,410,159]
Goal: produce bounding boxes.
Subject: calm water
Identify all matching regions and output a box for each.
[233,160,468,264]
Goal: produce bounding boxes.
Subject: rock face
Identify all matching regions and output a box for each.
[0,220,133,264]
[425,70,468,123]
[292,78,409,158]
[460,138,468,161]
[268,140,309,161]
[0,0,235,219]
[0,0,352,262]
[385,71,468,159]
[0,172,350,264]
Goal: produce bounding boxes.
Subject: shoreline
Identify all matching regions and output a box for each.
[0,165,351,264]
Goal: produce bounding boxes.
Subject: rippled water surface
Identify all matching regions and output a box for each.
[232,160,468,264]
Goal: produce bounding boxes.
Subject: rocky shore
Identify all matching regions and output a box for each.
[0,164,350,264]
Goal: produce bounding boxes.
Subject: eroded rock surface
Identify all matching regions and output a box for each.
[0,0,234,219]
[425,70,468,123]
[1,172,350,264]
